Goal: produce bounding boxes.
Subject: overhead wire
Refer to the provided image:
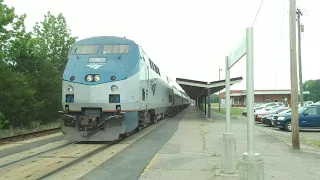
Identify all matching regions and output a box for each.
[252,0,264,26]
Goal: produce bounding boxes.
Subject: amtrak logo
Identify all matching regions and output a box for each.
[86,63,105,69]
[151,84,156,96]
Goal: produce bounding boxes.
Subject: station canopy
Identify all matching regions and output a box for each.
[176,77,243,100]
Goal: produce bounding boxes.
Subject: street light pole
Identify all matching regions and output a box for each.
[297,8,304,107]
[218,68,222,111]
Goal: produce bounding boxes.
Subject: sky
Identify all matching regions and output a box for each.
[4,0,320,91]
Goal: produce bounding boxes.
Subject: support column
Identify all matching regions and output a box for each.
[204,94,207,115]
[238,27,264,180]
[207,88,211,118]
[221,56,237,175]
[196,98,198,111]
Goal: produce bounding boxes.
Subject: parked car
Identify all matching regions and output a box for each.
[262,102,285,107]
[242,102,284,117]
[273,104,320,131]
[242,106,265,116]
[254,105,286,122]
[261,108,291,126]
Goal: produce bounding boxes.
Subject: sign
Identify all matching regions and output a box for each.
[227,36,246,69]
[86,63,105,69]
[303,91,310,95]
[88,57,106,63]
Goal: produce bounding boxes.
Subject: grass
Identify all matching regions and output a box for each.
[211,103,244,116]
[0,122,60,138]
[306,139,320,147]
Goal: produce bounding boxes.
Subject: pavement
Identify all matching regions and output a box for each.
[137,105,320,180]
[2,105,320,180]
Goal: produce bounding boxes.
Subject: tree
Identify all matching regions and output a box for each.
[0,60,38,128]
[0,1,38,128]
[0,2,77,129]
[0,0,15,61]
[31,11,77,123]
[303,79,320,102]
[33,11,77,72]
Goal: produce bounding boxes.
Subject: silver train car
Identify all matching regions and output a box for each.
[60,36,191,141]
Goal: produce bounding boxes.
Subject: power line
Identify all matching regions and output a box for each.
[252,0,264,26]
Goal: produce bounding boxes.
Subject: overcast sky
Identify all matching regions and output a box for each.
[5,0,319,91]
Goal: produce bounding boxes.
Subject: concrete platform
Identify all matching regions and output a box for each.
[138,105,320,180]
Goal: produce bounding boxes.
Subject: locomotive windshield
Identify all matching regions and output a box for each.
[102,44,130,54]
[73,45,99,55]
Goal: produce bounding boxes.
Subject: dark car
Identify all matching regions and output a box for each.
[274,104,320,131]
[261,108,291,126]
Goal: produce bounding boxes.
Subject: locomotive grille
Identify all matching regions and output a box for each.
[109,94,120,103]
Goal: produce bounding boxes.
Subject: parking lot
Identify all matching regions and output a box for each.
[248,101,320,148]
[255,122,320,144]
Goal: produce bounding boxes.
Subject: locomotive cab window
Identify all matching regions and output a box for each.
[73,45,99,55]
[103,44,130,54]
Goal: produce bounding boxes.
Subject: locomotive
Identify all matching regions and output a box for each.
[60,36,191,141]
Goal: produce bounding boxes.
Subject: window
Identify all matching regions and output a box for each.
[169,94,173,102]
[265,96,270,103]
[233,97,240,104]
[102,45,130,54]
[73,45,99,55]
[306,107,317,115]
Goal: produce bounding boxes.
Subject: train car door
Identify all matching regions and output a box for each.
[145,65,150,102]
[141,48,150,109]
[172,87,175,106]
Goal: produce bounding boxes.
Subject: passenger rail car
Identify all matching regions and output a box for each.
[60,36,191,141]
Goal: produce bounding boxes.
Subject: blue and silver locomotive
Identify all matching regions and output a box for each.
[60,36,191,141]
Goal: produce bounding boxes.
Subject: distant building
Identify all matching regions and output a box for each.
[218,90,291,107]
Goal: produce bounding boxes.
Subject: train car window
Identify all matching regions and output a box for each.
[102,45,130,54]
[73,45,99,55]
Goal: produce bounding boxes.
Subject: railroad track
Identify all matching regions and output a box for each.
[0,133,131,180]
[39,137,126,180]
[0,127,61,145]
[38,109,184,180]
[0,141,76,169]
[0,109,184,180]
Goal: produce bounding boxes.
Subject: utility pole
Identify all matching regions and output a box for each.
[218,68,222,111]
[289,0,300,150]
[297,8,304,107]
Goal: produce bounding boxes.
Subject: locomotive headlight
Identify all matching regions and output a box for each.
[86,75,93,82]
[67,85,73,93]
[94,75,100,81]
[111,85,118,92]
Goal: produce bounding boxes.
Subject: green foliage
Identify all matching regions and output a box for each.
[211,94,220,103]
[0,112,9,129]
[303,79,320,102]
[0,1,77,129]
